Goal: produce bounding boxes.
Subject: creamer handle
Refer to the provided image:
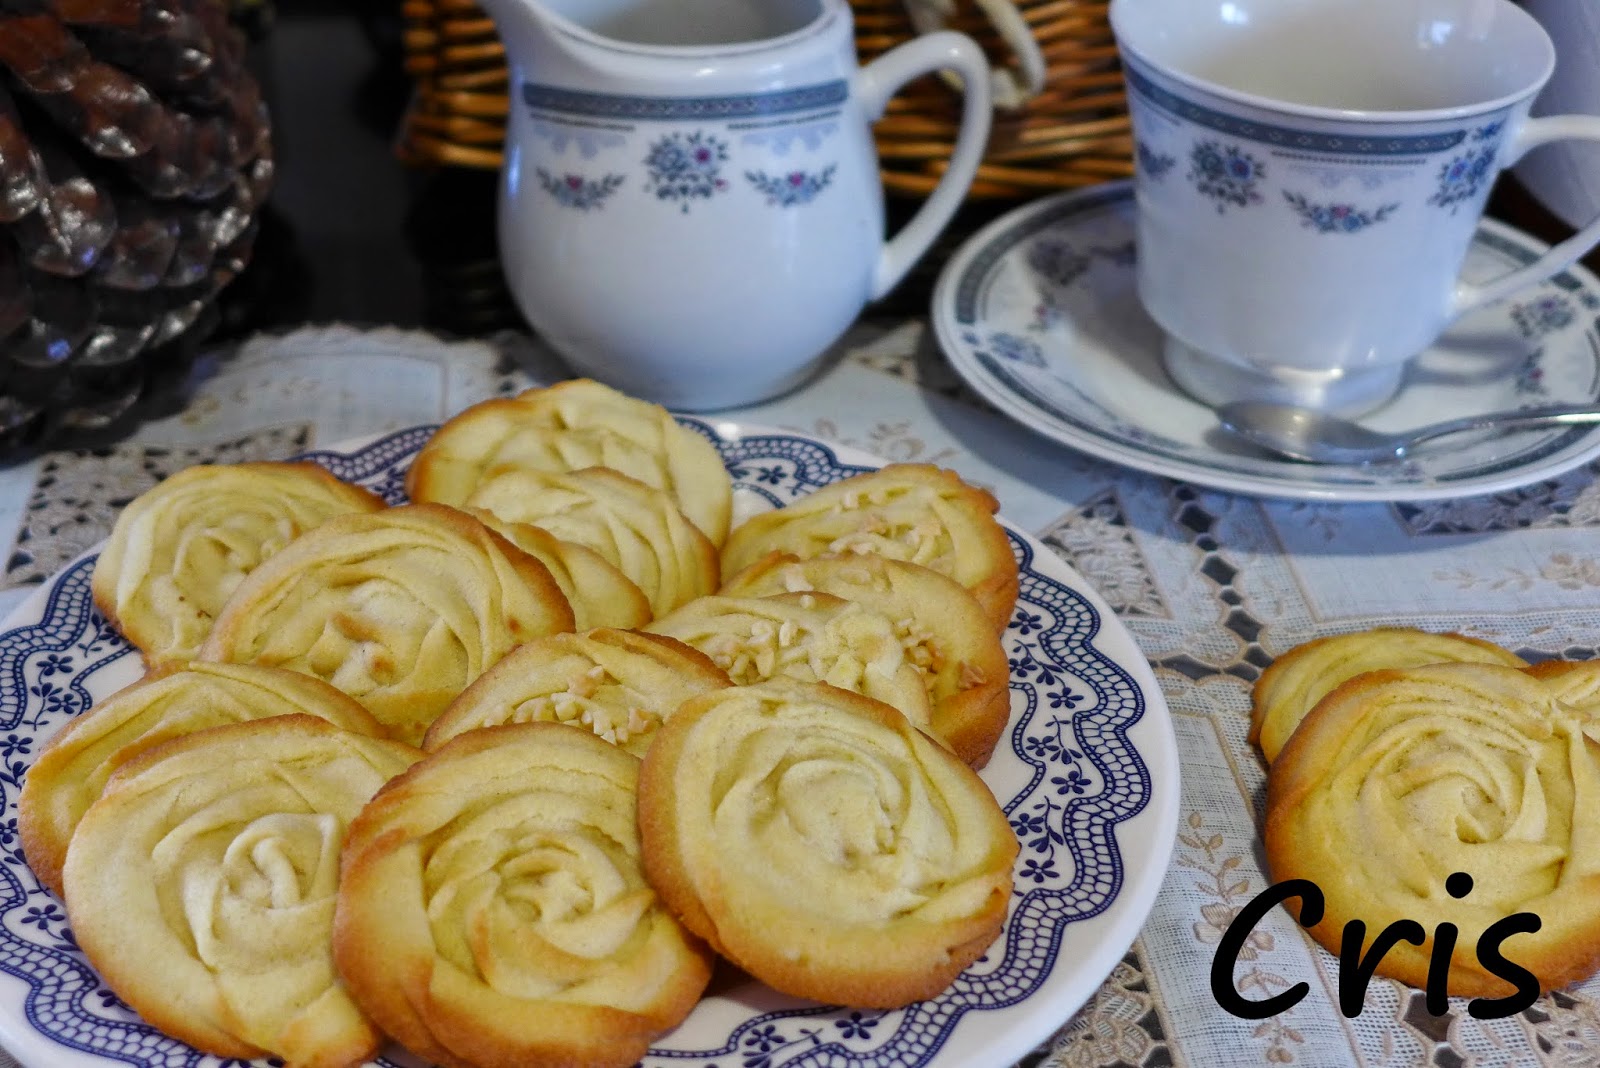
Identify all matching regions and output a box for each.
[857,31,992,300]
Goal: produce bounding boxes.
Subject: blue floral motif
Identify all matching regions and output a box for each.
[835,1011,881,1040]
[1188,139,1264,212]
[1514,351,1548,396]
[1428,144,1498,211]
[535,168,624,211]
[1511,294,1576,340]
[988,330,1045,368]
[35,653,72,677]
[739,1022,822,1066]
[644,130,730,213]
[1028,238,1091,288]
[1473,120,1506,142]
[746,164,836,206]
[1283,190,1398,233]
[1136,139,1175,181]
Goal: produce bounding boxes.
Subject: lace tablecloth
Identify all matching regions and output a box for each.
[3,323,1599,1068]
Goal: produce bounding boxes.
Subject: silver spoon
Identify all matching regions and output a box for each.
[1215,401,1600,465]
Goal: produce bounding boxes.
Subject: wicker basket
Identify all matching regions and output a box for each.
[396,0,1132,199]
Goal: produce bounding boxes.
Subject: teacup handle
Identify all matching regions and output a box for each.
[857,31,992,300]
[1452,115,1600,316]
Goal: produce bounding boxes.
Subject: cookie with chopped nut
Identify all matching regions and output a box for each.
[424,629,731,756]
[644,592,938,746]
[721,551,1009,766]
[721,464,1017,633]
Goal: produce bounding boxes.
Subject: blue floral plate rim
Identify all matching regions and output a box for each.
[0,421,1179,1068]
[931,180,1600,503]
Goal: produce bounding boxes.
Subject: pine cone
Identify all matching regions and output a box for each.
[0,0,272,446]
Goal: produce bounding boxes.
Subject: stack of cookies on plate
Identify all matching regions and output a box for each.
[1254,628,1600,1001]
[18,380,1022,1068]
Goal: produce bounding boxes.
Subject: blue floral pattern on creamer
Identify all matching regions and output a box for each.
[746,164,836,207]
[1283,191,1398,233]
[644,130,730,212]
[1189,140,1264,212]
[536,169,625,211]
[0,423,1157,1068]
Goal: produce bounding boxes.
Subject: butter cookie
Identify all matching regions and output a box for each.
[197,503,575,744]
[63,716,420,1067]
[20,661,384,898]
[721,464,1017,632]
[467,508,651,630]
[645,592,935,738]
[721,551,1009,766]
[406,378,732,545]
[335,722,713,1068]
[465,466,718,616]
[1266,662,1600,998]
[1251,628,1526,763]
[425,628,729,756]
[638,680,1017,1008]
[92,462,383,667]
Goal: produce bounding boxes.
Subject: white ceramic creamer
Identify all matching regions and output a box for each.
[480,0,991,409]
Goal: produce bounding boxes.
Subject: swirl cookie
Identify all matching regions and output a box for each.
[645,592,935,739]
[721,464,1018,633]
[62,715,421,1067]
[334,722,714,1068]
[638,680,1017,1008]
[467,508,651,630]
[19,661,385,898]
[197,504,576,744]
[406,378,733,545]
[1524,658,1600,710]
[722,551,1010,767]
[1265,662,1600,998]
[465,466,718,616]
[425,628,730,756]
[1251,628,1527,763]
[92,462,384,667]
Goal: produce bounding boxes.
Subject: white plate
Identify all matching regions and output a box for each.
[0,421,1178,1068]
[932,181,1600,502]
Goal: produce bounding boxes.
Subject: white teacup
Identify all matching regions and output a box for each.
[1109,0,1600,415]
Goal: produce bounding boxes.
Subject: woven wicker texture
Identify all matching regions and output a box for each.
[396,0,1132,199]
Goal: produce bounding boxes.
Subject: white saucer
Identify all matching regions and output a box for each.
[931,181,1600,502]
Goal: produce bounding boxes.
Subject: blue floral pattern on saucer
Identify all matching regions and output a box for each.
[0,423,1172,1067]
[932,182,1600,503]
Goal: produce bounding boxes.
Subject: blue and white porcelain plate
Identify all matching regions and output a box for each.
[932,181,1600,501]
[0,422,1178,1068]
